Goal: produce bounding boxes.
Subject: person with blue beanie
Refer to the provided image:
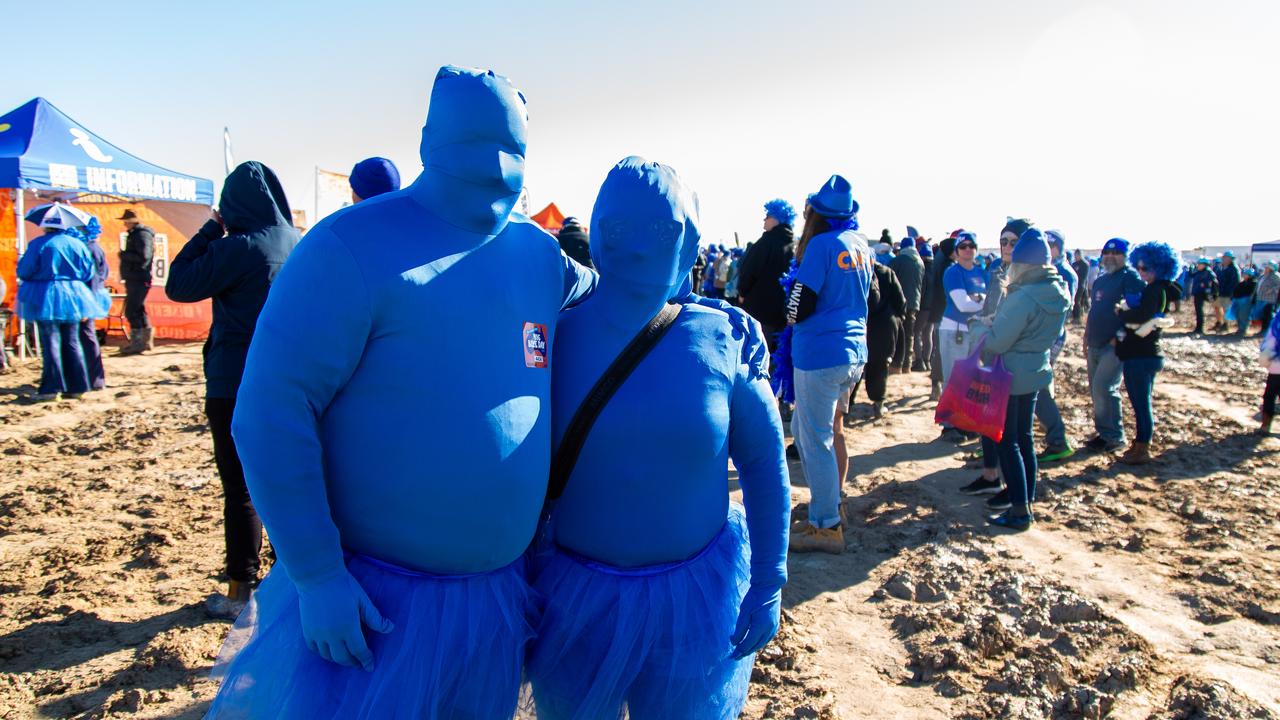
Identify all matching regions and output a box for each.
[1114,242,1183,465]
[17,209,99,400]
[785,175,873,553]
[1033,229,1077,464]
[936,229,991,442]
[738,199,796,352]
[968,228,1071,530]
[204,67,597,718]
[527,157,789,719]
[349,157,401,203]
[1082,238,1145,453]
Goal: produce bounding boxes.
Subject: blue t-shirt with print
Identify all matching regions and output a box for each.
[792,228,873,371]
[942,263,987,325]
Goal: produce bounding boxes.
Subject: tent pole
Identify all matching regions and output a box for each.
[314,166,319,230]
[13,188,27,361]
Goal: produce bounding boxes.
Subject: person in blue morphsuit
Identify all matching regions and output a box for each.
[527,157,789,720]
[205,66,596,719]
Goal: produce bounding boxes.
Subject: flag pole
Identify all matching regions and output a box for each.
[314,166,319,228]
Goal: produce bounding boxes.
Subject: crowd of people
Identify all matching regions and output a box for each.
[5,64,1277,720]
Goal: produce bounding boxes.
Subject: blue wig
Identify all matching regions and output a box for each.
[1129,241,1181,282]
[763,199,796,227]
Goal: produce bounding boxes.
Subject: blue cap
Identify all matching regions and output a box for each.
[918,242,933,258]
[350,157,401,200]
[1196,256,1210,265]
[1044,229,1065,251]
[954,231,977,246]
[806,175,858,220]
[1101,238,1130,256]
[1223,250,1235,259]
[1011,228,1051,265]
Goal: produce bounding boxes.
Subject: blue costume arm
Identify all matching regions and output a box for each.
[725,315,790,659]
[560,249,598,310]
[165,220,237,302]
[16,243,40,281]
[231,227,392,670]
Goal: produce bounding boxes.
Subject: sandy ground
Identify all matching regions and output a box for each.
[1,308,1278,719]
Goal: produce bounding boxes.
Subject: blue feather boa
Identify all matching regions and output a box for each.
[769,260,800,403]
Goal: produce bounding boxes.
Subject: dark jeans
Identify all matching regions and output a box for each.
[79,319,105,390]
[1264,374,1280,417]
[206,396,263,583]
[981,435,999,470]
[37,322,89,395]
[1123,357,1163,443]
[929,323,943,384]
[913,310,933,369]
[894,310,917,370]
[124,280,151,330]
[1261,303,1276,334]
[1193,294,1208,332]
[997,392,1038,511]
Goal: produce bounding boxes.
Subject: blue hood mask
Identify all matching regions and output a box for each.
[411,66,528,236]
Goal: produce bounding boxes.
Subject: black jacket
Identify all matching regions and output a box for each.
[557,223,592,269]
[737,224,794,330]
[868,262,905,358]
[928,253,954,320]
[1234,277,1257,300]
[1116,279,1183,361]
[166,161,300,398]
[119,224,155,283]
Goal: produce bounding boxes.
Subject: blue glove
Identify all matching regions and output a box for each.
[296,571,395,671]
[730,584,781,659]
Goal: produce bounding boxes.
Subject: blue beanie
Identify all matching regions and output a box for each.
[1101,237,1130,257]
[1011,228,1051,265]
[899,238,913,249]
[806,175,858,219]
[763,198,797,226]
[1002,217,1033,239]
[918,243,933,258]
[350,157,401,200]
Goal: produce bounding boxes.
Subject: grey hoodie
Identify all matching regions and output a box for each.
[971,265,1071,396]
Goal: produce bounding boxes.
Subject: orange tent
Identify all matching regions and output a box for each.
[530,202,565,233]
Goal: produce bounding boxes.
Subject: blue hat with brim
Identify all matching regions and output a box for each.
[1101,238,1130,256]
[806,175,858,220]
[1196,256,1210,266]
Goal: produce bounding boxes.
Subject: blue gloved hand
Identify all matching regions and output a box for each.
[730,583,782,659]
[296,571,395,671]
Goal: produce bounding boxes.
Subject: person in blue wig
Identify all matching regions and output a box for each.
[349,157,400,203]
[527,156,789,720]
[71,216,111,390]
[16,207,99,401]
[204,67,596,719]
[785,175,873,553]
[968,229,1071,530]
[737,198,796,353]
[1113,241,1182,465]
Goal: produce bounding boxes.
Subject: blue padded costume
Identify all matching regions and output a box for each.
[16,230,99,323]
[527,157,790,720]
[206,66,596,720]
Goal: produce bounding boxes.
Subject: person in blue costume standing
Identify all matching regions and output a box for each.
[784,175,873,554]
[349,157,400,203]
[16,209,98,401]
[205,66,596,720]
[72,217,111,391]
[527,157,789,720]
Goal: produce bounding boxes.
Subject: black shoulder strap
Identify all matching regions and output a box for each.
[546,301,683,502]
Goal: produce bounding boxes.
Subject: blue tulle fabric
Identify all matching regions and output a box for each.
[18,280,102,323]
[527,505,753,720]
[769,261,799,403]
[206,554,536,720]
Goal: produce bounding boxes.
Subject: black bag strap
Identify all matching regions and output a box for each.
[546,301,683,502]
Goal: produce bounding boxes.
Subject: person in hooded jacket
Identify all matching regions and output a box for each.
[1114,242,1183,465]
[890,237,924,372]
[205,67,596,719]
[1213,251,1240,332]
[556,216,592,269]
[853,258,904,418]
[912,240,935,372]
[165,161,301,620]
[527,156,789,720]
[73,217,111,391]
[968,229,1071,531]
[926,235,957,398]
[737,199,796,353]
[1188,258,1217,335]
[16,211,99,400]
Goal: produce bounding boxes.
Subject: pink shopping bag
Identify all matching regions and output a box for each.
[934,339,1013,442]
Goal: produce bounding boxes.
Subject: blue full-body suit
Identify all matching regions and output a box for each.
[527,157,790,720]
[206,66,596,720]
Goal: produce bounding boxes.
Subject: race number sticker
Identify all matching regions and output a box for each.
[523,322,549,369]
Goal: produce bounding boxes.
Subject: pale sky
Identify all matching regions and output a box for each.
[4,0,1277,250]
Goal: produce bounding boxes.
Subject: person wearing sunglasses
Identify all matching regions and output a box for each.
[1114,242,1183,465]
[967,229,1071,530]
[1082,238,1144,454]
[936,230,989,442]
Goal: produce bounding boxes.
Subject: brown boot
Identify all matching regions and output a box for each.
[1118,442,1151,465]
[117,329,143,356]
[141,327,154,352]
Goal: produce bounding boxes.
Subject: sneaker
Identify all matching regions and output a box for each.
[64,392,84,400]
[987,510,1033,532]
[956,430,981,443]
[789,522,845,554]
[960,475,1003,495]
[32,392,59,402]
[1037,444,1074,463]
[1082,436,1124,453]
[986,488,1012,510]
[205,592,248,620]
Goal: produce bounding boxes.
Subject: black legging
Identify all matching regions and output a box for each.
[893,310,916,370]
[1264,373,1280,417]
[1193,294,1208,332]
[860,318,899,402]
[206,397,263,583]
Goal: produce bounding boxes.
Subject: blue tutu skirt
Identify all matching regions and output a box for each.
[527,505,753,720]
[206,553,536,720]
[17,280,102,323]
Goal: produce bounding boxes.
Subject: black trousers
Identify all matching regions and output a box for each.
[1193,294,1207,332]
[78,319,105,389]
[124,280,151,330]
[206,396,262,583]
[862,319,899,402]
[893,310,917,370]
[1264,374,1280,417]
